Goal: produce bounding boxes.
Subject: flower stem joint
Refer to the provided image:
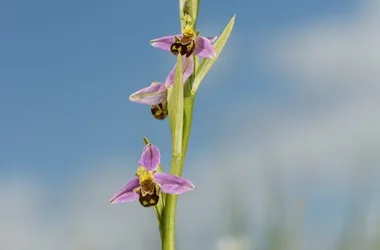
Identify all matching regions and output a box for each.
[109,143,194,207]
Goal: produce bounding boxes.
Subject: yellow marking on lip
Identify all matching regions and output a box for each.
[183,26,195,38]
[136,166,154,185]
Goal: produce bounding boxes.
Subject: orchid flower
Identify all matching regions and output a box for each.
[109,143,194,207]
[128,56,194,120]
[151,25,217,58]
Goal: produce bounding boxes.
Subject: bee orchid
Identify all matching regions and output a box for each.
[151,25,217,58]
[128,56,194,120]
[109,143,194,207]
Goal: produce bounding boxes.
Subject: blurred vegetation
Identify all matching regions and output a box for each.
[217,152,380,250]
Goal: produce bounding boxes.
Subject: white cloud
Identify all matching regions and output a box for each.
[204,0,380,247]
[250,0,380,179]
[0,167,161,250]
[263,0,380,97]
[0,175,53,250]
[0,159,266,250]
[215,235,252,250]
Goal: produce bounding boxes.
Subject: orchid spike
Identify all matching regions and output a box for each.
[109,143,194,207]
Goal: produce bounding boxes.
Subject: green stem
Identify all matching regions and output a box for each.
[162,194,178,250]
[162,72,196,250]
[161,1,199,250]
[162,93,195,250]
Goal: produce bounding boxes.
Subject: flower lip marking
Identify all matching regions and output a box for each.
[170,36,196,57]
[134,166,161,207]
[140,182,160,207]
[170,26,196,57]
[151,102,168,120]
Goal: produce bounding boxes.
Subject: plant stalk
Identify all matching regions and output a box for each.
[161,1,199,249]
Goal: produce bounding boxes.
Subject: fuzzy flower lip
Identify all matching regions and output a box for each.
[109,143,194,206]
[151,33,217,58]
[129,56,194,106]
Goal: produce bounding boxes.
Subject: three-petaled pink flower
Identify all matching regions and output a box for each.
[109,143,194,207]
[151,26,217,58]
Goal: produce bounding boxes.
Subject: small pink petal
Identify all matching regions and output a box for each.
[194,36,216,58]
[150,34,182,52]
[129,82,167,105]
[139,144,160,171]
[165,56,194,86]
[109,177,140,204]
[154,173,194,194]
[207,36,218,43]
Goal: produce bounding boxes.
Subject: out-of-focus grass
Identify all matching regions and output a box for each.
[217,159,379,250]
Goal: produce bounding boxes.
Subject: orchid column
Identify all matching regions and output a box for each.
[109,1,235,250]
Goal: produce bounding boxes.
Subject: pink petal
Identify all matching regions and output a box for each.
[154,173,194,194]
[129,82,167,105]
[207,36,218,43]
[139,144,160,171]
[194,36,216,58]
[109,177,139,204]
[150,34,182,52]
[164,56,194,86]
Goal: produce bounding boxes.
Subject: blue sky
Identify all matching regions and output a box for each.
[0,0,357,178]
[1,0,379,249]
